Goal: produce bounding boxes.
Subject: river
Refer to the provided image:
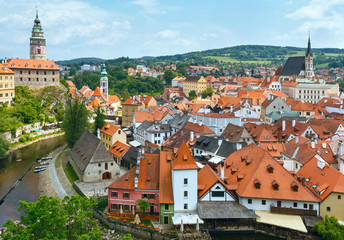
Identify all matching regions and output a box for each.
[0,135,65,226]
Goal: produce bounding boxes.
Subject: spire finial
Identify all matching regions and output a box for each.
[36,5,38,18]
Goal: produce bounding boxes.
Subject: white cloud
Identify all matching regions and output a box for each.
[155,29,179,38]
[131,0,165,14]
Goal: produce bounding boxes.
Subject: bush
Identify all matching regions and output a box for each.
[96,197,108,211]
[19,134,31,143]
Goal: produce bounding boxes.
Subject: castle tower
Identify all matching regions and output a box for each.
[305,34,314,80]
[100,64,108,101]
[30,10,46,60]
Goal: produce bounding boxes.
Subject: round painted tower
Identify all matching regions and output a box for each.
[30,10,46,60]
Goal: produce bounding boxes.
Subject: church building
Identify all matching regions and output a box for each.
[3,10,60,89]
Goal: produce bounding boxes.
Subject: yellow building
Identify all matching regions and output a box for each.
[0,63,15,106]
[182,76,207,97]
[100,123,127,149]
[121,95,157,127]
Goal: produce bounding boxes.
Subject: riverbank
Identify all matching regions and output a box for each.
[6,131,65,155]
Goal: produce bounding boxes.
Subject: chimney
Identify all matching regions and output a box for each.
[282,120,286,131]
[295,134,299,144]
[292,120,296,127]
[198,120,203,126]
[220,161,225,181]
[322,142,326,149]
[190,131,194,142]
[230,105,233,112]
[337,140,344,159]
[301,176,305,185]
[134,149,142,189]
[97,128,101,139]
[311,139,315,149]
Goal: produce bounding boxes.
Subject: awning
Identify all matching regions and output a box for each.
[198,201,258,219]
[172,213,204,225]
[255,210,307,233]
[208,156,223,164]
[129,140,142,147]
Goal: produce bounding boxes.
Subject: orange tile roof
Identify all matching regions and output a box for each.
[88,97,103,107]
[172,141,199,170]
[5,58,59,70]
[144,96,153,105]
[107,167,136,190]
[184,122,214,134]
[198,164,236,199]
[218,97,242,108]
[244,123,277,143]
[68,88,77,94]
[109,140,130,158]
[219,144,319,202]
[137,154,160,189]
[259,143,285,158]
[159,151,174,204]
[100,123,121,136]
[66,80,76,88]
[0,63,15,74]
[297,157,344,200]
[108,95,120,104]
[92,87,107,101]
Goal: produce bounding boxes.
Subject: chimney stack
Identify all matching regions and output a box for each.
[295,134,299,144]
[311,139,315,149]
[220,161,225,181]
[190,131,194,142]
[322,142,326,149]
[292,120,296,127]
[97,128,101,139]
[282,120,286,131]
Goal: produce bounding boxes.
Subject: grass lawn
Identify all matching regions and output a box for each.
[63,160,79,183]
[315,63,329,68]
[55,152,63,168]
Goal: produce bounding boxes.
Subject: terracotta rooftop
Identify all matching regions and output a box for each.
[109,140,130,158]
[100,123,121,136]
[0,63,15,74]
[159,151,174,204]
[172,141,199,170]
[5,58,60,70]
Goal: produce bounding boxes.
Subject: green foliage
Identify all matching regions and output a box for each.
[0,137,9,158]
[189,90,197,100]
[136,199,151,213]
[0,195,101,240]
[202,88,214,98]
[121,88,130,102]
[93,107,106,136]
[163,69,177,85]
[312,215,344,240]
[121,233,133,240]
[62,98,90,148]
[95,197,108,211]
[19,134,31,143]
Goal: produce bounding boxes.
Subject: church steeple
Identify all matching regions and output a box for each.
[100,64,108,101]
[30,9,46,60]
[306,32,312,57]
[305,32,314,80]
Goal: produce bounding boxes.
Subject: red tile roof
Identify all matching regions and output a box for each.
[219,144,320,202]
[100,123,121,136]
[66,80,76,88]
[0,63,15,74]
[5,58,60,70]
[159,151,174,204]
[172,141,199,170]
[109,140,130,158]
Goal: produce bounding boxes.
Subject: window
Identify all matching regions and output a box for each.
[111,191,118,198]
[327,207,331,212]
[142,193,148,199]
[338,195,341,200]
[98,163,101,167]
[148,194,155,199]
[277,201,281,207]
[111,163,113,166]
[184,178,188,185]
[123,192,130,199]
[212,191,225,197]
[184,204,188,210]
[164,204,169,210]
[184,191,188,198]
[262,200,266,205]
[304,203,308,209]
[248,199,252,204]
[163,216,169,224]
[293,202,297,208]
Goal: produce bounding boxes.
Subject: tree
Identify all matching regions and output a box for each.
[121,88,130,102]
[202,88,214,99]
[62,98,90,148]
[312,215,344,240]
[93,107,106,136]
[163,69,177,85]
[1,195,101,240]
[136,199,151,213]
[0,137,9,158]
[189,90,197,100]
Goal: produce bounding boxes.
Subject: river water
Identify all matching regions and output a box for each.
[0,135,65,226]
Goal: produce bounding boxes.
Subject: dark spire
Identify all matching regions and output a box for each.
[306,32,312,57]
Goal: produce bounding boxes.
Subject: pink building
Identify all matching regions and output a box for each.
[107,152,160,213]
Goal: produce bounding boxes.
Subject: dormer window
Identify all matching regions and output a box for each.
[231,167,238,175]
[237,174,245,181]
[267,164,274,173]
[272,180,279,191]
[291,181,299,192]
[254,179,261,189]
[241,156,247,162]
[11,63,15,67]
[38,64,42,68]
[245,159,252,166]
[25,63,29,67]
[183,155,188,161]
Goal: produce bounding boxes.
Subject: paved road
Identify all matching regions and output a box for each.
[49,150,67,199]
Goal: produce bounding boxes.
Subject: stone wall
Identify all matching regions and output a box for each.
[93,210,176,240]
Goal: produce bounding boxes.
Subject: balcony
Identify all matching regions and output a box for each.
[270,206,317,216]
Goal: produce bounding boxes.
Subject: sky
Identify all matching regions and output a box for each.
[1,0,344,61]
